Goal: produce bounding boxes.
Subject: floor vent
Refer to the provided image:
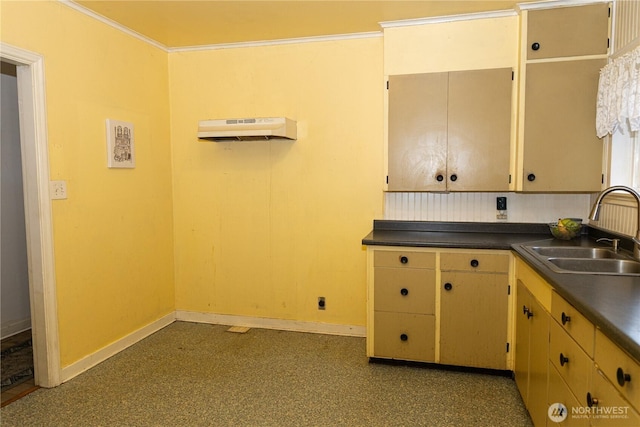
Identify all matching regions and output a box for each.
[226,326,251,334]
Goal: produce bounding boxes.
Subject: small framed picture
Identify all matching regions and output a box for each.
[106,119,135,168]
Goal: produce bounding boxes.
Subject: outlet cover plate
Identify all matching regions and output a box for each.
[50,180,67,200]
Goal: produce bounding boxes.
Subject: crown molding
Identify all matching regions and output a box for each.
[60,0,169,52]
[379,9,517,29]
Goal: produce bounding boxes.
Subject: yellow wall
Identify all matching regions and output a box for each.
[384,16,519,75]
[1,1,175,366]
[169,38,384,326]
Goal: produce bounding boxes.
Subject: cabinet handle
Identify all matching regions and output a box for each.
[470,259,479,268]
[531,42,540,51]
[586,392,599,408]
[400,333,408,342]
[399,256,408,264]
[444,282,453,291]
[450,174,458,182]
[436,174,444,182]
[400,288,409,296]
[523,305,533,319]
[561,312,571,325]
[617,367,632,386]
[560,353,569,367]
[527,173,536,182]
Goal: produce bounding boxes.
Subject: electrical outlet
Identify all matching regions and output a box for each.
[318,297,326,310]
[50,180,67,200]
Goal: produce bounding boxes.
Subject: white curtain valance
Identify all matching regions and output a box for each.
[596,45,640,138]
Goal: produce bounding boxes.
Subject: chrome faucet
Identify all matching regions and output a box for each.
[589,185,640,260]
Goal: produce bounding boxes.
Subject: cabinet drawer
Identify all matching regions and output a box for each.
[595,329,640,412]
[373,312,435,362]
[589,366,640,427]
[440,252,509,273]
[551,291,595,357]
[374,250,435,269]
[374,267,435,314]
[548,361,589,427]
[550,320,592,401]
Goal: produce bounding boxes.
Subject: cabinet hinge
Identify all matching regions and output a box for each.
[508,285,511,295]
[608,38,610,48]
[386,81,389,90]
[511,71,514,81]
[608,7,611,18]
[386,175,389,184]
[508,174,512,184]
[506,342,510,353]
[602,174,605,184]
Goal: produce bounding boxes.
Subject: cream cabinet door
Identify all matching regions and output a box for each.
[388,72,448,191]
[526,3,610,60]
[522,59,605,192]
[447,68,512,191]
[387,68,512,191]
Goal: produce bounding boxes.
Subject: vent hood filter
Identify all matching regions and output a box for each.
[198,117,297,142]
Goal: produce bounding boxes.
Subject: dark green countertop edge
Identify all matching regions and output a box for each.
[362,220,640,363]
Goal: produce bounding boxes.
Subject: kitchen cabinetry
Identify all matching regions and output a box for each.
[371,250,436,362]
[439,252,509,369]
[367,247,512,370]
[514,271,550,427]
[517,3,609,192]
[387,68,512,191]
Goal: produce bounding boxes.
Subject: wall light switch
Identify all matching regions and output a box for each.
[50,180,67,200]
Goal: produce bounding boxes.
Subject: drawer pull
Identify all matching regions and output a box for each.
[586,392,599,408]
[470,259,479,268]
[561,312,571,325]
[531,42,540,51]
[400,288,409,296]
[400,333,408,342]
[560,353,569,366]
[399,256,408,264]
[444,283,453,291]
[617,367,632,386]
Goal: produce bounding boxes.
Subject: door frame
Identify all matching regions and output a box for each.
[1,42,61,387]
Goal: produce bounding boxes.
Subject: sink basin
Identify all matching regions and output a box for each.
[548,258,640,274]
[528,246,623,259]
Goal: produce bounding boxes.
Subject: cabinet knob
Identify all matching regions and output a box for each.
[400,288,409,296]
[399,256,408,264]
[444,282,453,291]
[561,312,571,325]
[617,367,632,386]
[586,392,599,408]
[527,173,536,182]
[400,333,408,342]
[436,174,444,182]
[560,353,569,367]
[450,174,458,182]
[531,42,540,51]
[470,259,479,268]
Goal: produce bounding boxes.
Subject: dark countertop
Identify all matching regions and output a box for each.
[363,220,640,363]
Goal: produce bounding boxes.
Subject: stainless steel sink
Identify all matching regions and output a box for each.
[522,245,640,276]
[528,246,624,259]
[548,258,640,274]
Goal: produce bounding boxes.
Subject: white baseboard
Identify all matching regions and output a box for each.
[60,312,175,383]
[175,310,366,337]
[1,317,32,340]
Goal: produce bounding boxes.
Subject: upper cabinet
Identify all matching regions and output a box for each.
[516,3,610,192]
[526,3,610,60]
[387,68,513,192]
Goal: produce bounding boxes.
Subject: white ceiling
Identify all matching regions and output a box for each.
[71,1,537,48]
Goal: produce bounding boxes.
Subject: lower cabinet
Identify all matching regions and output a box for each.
[514,276,550,427]
[515,255,640,427]
[367,247,510,370]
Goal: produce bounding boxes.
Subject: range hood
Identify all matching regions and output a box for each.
[198,117,297,142]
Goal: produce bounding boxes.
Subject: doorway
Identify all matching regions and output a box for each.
[0,43,61,391]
